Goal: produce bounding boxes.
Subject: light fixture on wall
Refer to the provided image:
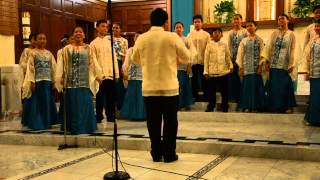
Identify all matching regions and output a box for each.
[22,11,31,46]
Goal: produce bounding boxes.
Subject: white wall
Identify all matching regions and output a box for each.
[0,35,15,65]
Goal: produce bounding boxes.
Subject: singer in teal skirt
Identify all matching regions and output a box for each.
[22,46,58,130]
[23,81,57,130]
[268,68,296,111]
[305,79,320,125]
[57,43,98,134]
[55,27,100,134]
[178,65,194,109]
[174,22,196,109]
[265,22,297,112]
[61,88,97,134]
[120,80,146,120]
[236,24,265,111]
[239,74,265,111]
[228,24,247,103]
[120,47,146,120]
[303,33,320,125]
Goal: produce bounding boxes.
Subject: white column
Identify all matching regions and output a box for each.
[0,35,15,65]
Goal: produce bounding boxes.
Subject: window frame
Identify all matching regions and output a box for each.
[194,0,284,22]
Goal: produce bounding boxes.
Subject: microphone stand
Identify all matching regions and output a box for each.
[58,51,78,150]
[58,90,78,150]
[104,0,130,179]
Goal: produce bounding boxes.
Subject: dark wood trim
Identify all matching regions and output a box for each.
[194,0,200,15]
[276,0,285,18]
[110,0,167,32]
[0,0,19,35]
[112,0,165,7]
[246,0,254,21]
[166,0,171,30]
[15,0,107,64]
[86,0,108,6]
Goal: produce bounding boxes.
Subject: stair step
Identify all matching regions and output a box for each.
[186,102,308,113]
[177,112,304,125]
[1,133,319,162]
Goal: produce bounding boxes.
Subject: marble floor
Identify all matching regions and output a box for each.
[1,112,319,144]
[1,103,320,179]
[3,145,320,180]
[0,144,98,179]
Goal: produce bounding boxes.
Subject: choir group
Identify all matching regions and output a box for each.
[18,6,320,135]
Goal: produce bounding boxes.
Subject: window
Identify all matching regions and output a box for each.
[255,0,276,20]
[198,0,289,23]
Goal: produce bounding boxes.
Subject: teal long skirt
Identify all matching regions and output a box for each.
[267,68,296,111]
[239,74,265,110]
[21,81,57,130]
[60,88,97,134]
[178,70,194,108]
[120,80,146,120]
[304,78,320,125]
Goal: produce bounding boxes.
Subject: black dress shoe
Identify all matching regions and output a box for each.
[152,155,162,162]
[205,107,214,112]
[150,151,162,162]
[164,154,178,163]
[96,117,103,123]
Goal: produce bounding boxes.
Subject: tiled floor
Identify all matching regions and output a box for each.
[1,112,319,144]
[0,144,98,179]
[4,145,320,180]
[1,109,320,179]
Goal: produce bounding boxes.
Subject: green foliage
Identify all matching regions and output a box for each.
[291,0,320,18]
[214,0,235,23]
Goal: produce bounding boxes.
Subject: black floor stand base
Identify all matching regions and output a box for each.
[104,171,130,180]
[58,144,78,150]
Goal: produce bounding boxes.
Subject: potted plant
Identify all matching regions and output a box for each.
[291,0,320,18]
[214,0,235,24]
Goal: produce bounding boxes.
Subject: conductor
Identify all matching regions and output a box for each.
[131,8,191,163]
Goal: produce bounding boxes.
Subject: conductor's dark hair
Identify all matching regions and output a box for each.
[150,8,168,26]
[193,14,203,22]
